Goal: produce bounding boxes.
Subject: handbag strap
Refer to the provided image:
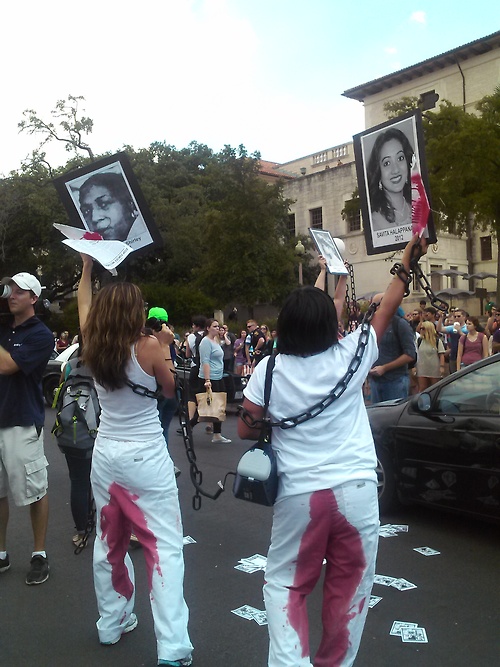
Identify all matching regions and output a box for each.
[263,353,276,416]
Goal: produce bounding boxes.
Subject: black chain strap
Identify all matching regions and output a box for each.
[391,242,449,312]
[239,302,378,431]
[174,366,229,510]
[345,262,359,332]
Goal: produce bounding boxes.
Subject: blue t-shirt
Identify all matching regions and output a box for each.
[0,316,54,428]
[198,337,224,380]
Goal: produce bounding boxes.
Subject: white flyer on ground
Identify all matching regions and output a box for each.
[401,626,428,643]
[390,620,418,637]
[413,546,440,556]
[54,223,133,273]
[368,595,383,608]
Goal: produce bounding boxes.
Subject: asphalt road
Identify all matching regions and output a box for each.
[1,407,499,666]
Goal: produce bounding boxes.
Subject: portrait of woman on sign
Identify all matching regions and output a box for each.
[353,111,436,256]
[54,153,161,256]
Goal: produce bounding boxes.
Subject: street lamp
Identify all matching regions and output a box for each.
[295,240,305,286]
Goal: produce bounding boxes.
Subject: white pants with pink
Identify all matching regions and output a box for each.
[264,480,379,667]
[91,434,193,662]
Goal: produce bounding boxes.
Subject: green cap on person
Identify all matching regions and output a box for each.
[148,306,168,322]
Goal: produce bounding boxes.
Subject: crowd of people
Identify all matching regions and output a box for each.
[0,246,498,666]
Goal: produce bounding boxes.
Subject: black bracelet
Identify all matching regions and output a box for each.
[390,263,411,285]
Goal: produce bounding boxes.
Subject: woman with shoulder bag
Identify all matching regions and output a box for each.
[77,254,193,667]
[456,316,489,368]
[238,235,425,667]
[194,318,231,444]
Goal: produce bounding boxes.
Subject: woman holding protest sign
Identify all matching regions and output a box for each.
[78,254,193,667]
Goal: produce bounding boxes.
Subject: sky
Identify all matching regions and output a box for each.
[1,0,499,176]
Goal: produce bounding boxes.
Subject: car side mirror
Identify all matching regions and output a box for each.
[417,393,432,412]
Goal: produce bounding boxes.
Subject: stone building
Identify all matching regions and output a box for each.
[266,30,500,312]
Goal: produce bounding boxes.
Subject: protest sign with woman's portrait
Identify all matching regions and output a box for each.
[54,153,161,255]
[353,111,436,255]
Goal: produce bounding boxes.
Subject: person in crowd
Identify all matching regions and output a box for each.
[491,326,500,354]
[58,338,93,550]
[485,305,498,353]
[369,298,417,403]
[78,172,152,250]
[260,324,274,356]
[367,128,414,232]
[219,324,236,372]
[456,316,489,368]
[245,320,267,367]
[416,321,446,391]
[314,254,348,335]
[0,273,54,585]
[56,330,70,353]
[145,307,178,446]
[239,235,425,667]
[233,329,247,375]
[195,319,231,444]
[437,308,468,373]
[184,315,207,428]
[409,308,423,333]
[77,255,193,666]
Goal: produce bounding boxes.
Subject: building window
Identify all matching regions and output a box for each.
[309,208,323,229]
[312,151,328,165]
[430,264,442,292]
[450,266,458,289]
[480,236,492,261]
[344,199,361,232]
[287,213,296,236]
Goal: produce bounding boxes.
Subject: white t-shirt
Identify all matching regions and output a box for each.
[243,327,378,500]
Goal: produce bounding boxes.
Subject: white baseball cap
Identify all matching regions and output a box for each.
[1,273,43,297]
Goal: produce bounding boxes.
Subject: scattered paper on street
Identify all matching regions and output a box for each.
[390,620,418,636]
[368,595,383,608]
[183,536,197,545]
[236,554,267,573]
[401,626,428,643]
[391,578,417,591]
[379,524,409,537]
[231,605,268,625]
[373,574,397,586]
[413,546,440,556]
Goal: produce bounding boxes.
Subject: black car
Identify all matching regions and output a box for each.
[368,354,500,522]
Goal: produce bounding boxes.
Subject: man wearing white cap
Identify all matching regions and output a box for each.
[0,273,54,585]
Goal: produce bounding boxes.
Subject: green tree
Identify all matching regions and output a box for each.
[384,92,500,303]
[196,146,297,315]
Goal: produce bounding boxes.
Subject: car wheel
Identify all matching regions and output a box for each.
[43,375,60,407]
[376,446,397,515]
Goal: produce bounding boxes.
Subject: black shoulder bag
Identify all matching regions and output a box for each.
[233,354,277,506]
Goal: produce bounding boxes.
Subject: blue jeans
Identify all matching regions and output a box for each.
[157,397,178,445]
[370,374,409,404]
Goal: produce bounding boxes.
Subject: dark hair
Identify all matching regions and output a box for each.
[276,286,338,356]
[425,306,437,316]
[191,315,207,329]
[367,128,414,224]
[467,316,480,329]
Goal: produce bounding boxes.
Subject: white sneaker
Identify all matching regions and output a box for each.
[211,435,231,444]
[100,613,138,645]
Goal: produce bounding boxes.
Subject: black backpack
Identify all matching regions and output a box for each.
[52,359,100,459]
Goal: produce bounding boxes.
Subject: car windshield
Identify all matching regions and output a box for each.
[435,360,500,415]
